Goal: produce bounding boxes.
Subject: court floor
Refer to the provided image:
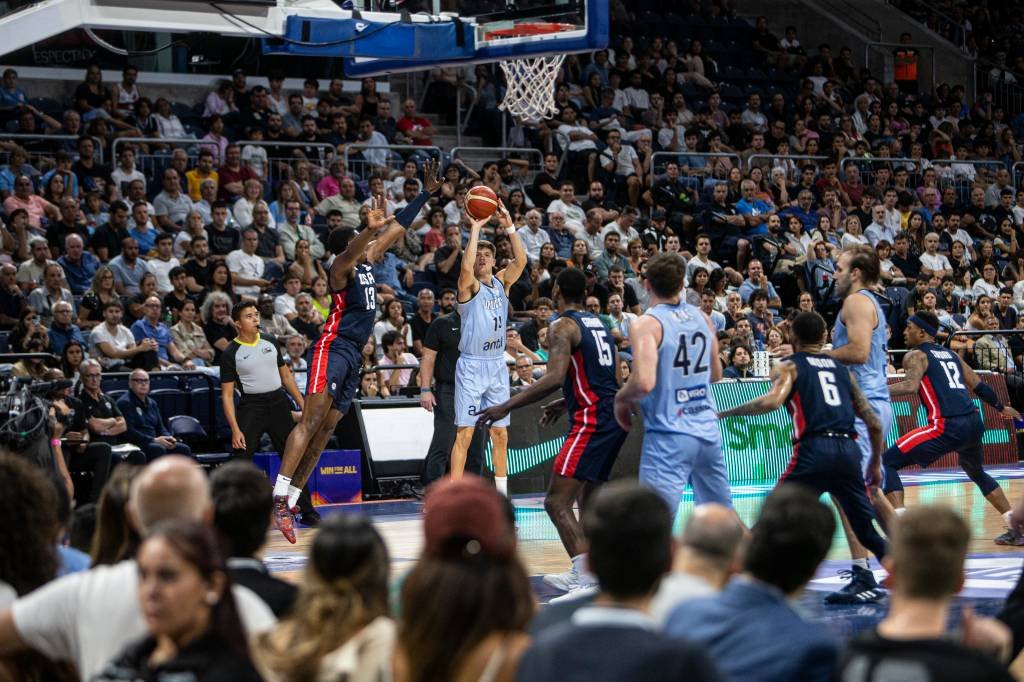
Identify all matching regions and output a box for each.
[263,466,1024,638]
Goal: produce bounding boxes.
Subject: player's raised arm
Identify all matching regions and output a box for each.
[367,158,442,263]
[962,358,1022,420]
[329,194,394,290]
[458,214,489,302]
[495,200,527,293]
[887,350,927,396]
[827,294,874,365]
[717,362,795,417]
[477,316,580,426]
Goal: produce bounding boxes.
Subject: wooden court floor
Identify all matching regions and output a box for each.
[263,471,1024,585]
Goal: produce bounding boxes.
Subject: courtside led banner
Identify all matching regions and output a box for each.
[490,374,1018,485]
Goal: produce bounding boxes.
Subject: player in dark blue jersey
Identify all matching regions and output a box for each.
[270,161,443,542]
[478,268,627,593]
[884,311,1022,544]
[718,312,890,572]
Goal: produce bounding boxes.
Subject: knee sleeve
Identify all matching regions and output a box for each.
[960,453,1000,496]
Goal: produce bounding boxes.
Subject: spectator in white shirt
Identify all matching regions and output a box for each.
[864,204,897,246]
[623,71,650,113]
[518,209,551,262]
[918,232,954,279]
[110,147,146,197]
[600,208,641,255]
[225,228,270,300]
[547,181,587,232]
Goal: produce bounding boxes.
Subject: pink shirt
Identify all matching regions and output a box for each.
[316,175,342,199]
[3,194,52,229]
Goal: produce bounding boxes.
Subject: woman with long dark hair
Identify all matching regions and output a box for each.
[206,261,238,303]
[255,515,393,681]
[398,476,532,682]
[93,521,260,681]
[567,238,592,270]
[90,463,143,566]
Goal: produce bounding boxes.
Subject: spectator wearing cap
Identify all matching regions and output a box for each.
[57,233,99,295]
[666,485,839,681]
[398,476,532,680]
[519,482,721,680]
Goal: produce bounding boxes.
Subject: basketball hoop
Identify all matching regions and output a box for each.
[485,22,575,122]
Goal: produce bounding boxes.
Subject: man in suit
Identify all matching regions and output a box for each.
[516,481,721,681]
[665,484,839,682]
[210,461,297,618]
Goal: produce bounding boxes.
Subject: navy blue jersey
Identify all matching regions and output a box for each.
[561,310,619,418]
[320,262,377,350]
[913,342,977,420]
[786,352,857,441]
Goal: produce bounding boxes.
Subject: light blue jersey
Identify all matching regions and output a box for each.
[832,290,889,402]
[639,300,719,441]
[457,276,508,360]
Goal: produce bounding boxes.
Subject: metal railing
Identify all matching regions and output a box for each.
[977,58,1024,116]
[0,133,105,166]
[839,155,1003,195]
[745,153,827,175]
[342,143,442,180]
[890,0,969,47]
[111,136,337,187]
[451,146,543,181]
[455,81,477,149]
[948,329,1023,377]
[651,151,742,180]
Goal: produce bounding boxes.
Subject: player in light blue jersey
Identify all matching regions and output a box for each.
[614,253,730,518]
[821,245,898,604]
[450,199,526,494]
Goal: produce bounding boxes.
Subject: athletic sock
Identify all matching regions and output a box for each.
[894,507,907,517]
[1004,511,1014,528]
[287,485,302,510]
[273,475,291,499]
[852,558,870,570]
[495,476,508,495]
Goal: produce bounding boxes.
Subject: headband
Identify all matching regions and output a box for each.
[907,313,938,338]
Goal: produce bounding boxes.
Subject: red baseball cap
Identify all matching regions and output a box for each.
[422,476,514,559]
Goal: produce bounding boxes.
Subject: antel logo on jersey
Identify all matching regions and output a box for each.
[482,339,505,352]
[676,386,707,403]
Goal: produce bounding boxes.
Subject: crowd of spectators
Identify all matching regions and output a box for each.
[4,454,1024,680]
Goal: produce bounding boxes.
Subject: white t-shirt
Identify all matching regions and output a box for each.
[275,292,297,317]
[919,252,952,273]
[226,249,266,298]
[973,279,1001,299]
[147,256,181,294]
[546,199,587,232]
[601,144,640,177]
[10,559,276,681]
[89,323,137,369]
[686,255,722,283]
[557,124,597,152]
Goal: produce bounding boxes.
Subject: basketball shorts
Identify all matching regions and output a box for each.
[853,396,893,477]
[306,342,360,415]
[884,413,983,472]
[454,355,510,428]
[639,430,732,515]
[552,401,628,483]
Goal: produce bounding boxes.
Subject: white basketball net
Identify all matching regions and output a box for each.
[498,54,567,122]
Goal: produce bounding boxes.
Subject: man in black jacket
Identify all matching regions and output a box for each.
[210,462,297,618]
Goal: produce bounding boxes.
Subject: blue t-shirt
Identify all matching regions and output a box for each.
[734,198,773,236]
[129,226,156,254]
[131,318,172,361]
[738,279,779,306]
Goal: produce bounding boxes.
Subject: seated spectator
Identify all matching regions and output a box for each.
[16,239,57,292]
[287,239,328,289]
[226,229,271,301]
[218,144,258,203]
[8,307,42,353]
[519,482,720,681]
[273,275,301,319]
[117,369,193,460]
[845,506,1014,679]
[723,344,755,379]
[57,233,99,295]
[47,300,86,356]
[234,179,273,230]
[666,484,839,681]
[162,267,192,321]
[109,237,154,296]
[90,299,159,371]
[257,294,298,339]
[127,272,160,322]
[379,329,417,393]
[153,168,194,232]
[130,295,196,369]
[27,262,75,326]
[11,331,49,379]
[128,202,157,254]
[398,476,532,680]
[510,355,537,388]
[51,366,114,504]
[254,514,392,681]
[0,263,26,329]
[171,299,215,367]
[277,199,324,261]
[206,201,240,259]
[289,293,323,343]
[200,291,237,363]
[283,335,308,392]
[373,298,412,351]
[148,233,181,295]
[3,175,59,230]
[93,521,263,681]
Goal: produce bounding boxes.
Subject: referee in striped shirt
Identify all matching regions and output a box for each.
[221,300,319,525]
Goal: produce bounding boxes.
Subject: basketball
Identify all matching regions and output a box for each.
[466,185,499,220]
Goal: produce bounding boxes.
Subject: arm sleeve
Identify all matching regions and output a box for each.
[393,190,431,229]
